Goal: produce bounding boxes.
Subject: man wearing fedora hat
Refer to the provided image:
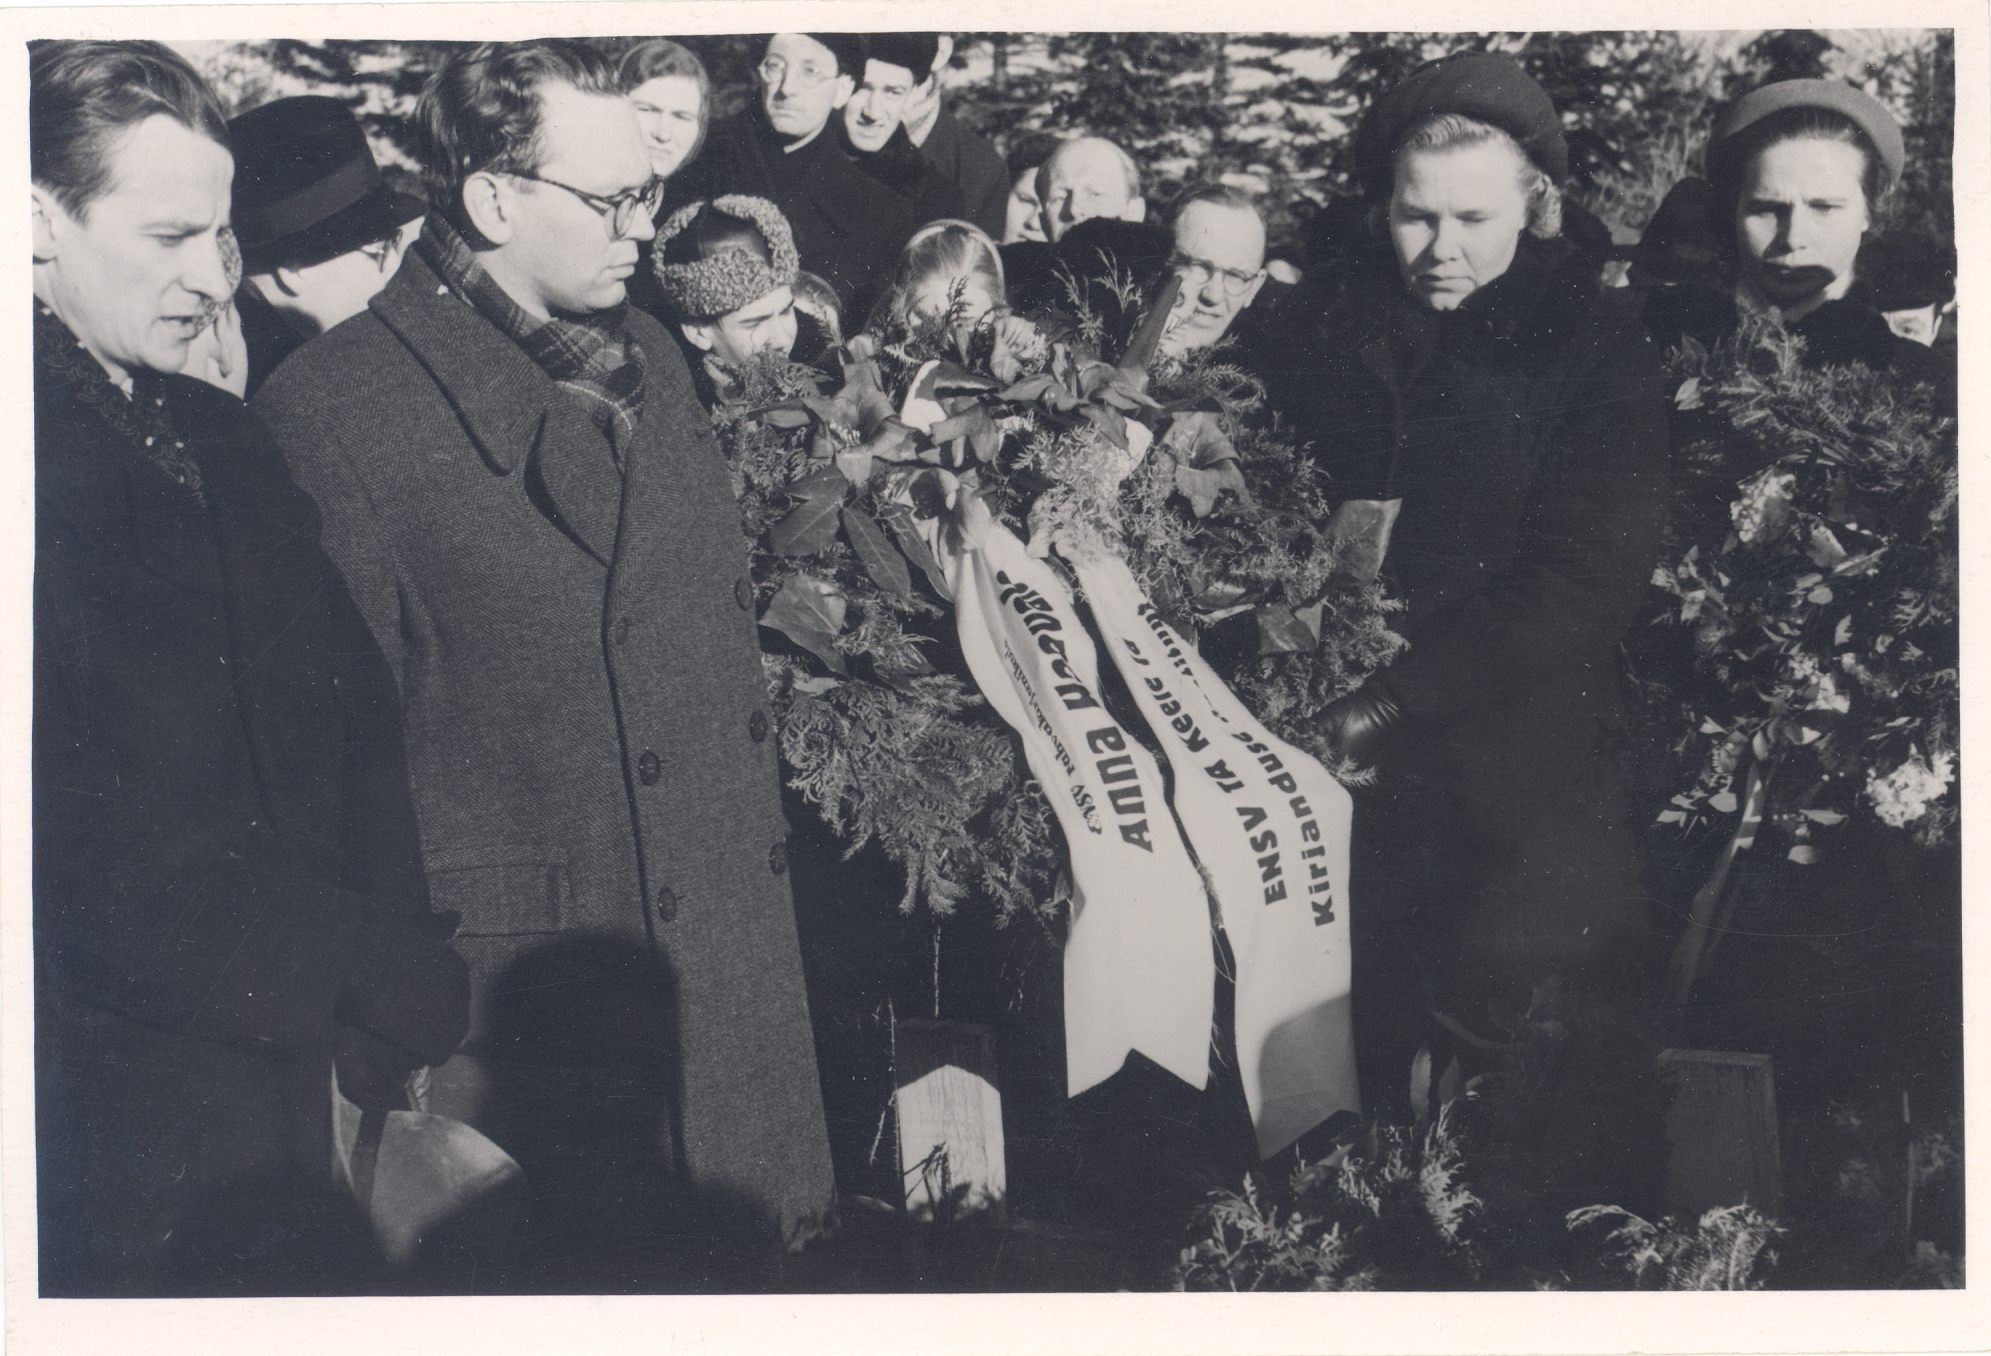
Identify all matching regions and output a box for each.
[226,95,425,397]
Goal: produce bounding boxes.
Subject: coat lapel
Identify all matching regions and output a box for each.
[528,401,624,568]
[604,315,730,598]
[370,251,622,566]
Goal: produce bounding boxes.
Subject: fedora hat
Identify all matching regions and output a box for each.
[229,95,423,272]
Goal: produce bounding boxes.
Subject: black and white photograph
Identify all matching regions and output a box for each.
[2,5,1982,1350]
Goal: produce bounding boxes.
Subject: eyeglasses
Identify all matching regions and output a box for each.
[357,236,403,274]
[757,56,837,90]
[1170,251,1264,298]
[504,171,665,237]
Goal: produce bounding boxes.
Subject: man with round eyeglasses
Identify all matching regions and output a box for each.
[690,32,916,319]
[1159,184,1274,359]
[254,39,836,1289]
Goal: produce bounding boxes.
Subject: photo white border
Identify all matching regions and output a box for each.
[2,2,1985,1352]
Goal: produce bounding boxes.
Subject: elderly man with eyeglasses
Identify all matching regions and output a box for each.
[688,32,916,319]
[1158,183,1282,359]
[253,40,836,1291]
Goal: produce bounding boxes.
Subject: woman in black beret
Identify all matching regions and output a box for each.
[1645,79,1943,384]
[1261,54,1674,1186]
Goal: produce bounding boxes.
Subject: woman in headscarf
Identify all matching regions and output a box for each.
[1262,53,1673,1151]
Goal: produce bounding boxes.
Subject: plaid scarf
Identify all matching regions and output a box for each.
[418,216,647,458]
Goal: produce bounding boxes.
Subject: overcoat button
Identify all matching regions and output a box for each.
[768,841,788,875]
[655,886,678,922]
[613,617,630,645]
[734,577,755,611]
[637,749,661,785]
[748,710,770,743]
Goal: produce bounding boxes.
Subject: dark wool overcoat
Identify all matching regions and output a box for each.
[34,330,438,1295]
[252,249,836,1280]
[688,111,918,322]
[840,123,964,234]
[1261,236,1673,1078]
[915,106,1011,242]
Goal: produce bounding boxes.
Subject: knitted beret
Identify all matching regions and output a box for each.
[866,33,940,77]
[652,195,800,320]
[1707,79,1905,190]
[1354,51,1568,196]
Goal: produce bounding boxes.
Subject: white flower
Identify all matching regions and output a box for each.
[1731,470,1797,545]
[1785,651,1850,712]
[1865,749,1956,828]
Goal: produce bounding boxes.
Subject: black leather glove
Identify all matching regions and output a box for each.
[336,920,471,1069]
[1319,680,1405,766]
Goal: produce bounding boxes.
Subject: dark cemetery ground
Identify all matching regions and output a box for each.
[784,807,1962,1292]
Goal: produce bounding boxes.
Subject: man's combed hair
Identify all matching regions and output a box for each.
[1171,181,1262,221]
[29,39,229,218]
[1397,112,1564,239]
[415,39,620,221]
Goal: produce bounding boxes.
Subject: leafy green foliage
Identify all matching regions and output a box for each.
[1565,1203,1782,1289]
[1649,313,1958,854]
[710,271,1400,926]
[1174,1108,1487,1290]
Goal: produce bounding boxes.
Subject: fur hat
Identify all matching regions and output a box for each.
[652,195,800,320]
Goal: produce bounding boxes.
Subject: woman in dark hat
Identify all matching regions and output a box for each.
[1629,82,1959,1111]
[1647,78,1942,383]
[1262,54,1673,1190]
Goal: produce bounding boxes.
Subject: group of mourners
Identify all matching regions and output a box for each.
[30,32,1958,1296]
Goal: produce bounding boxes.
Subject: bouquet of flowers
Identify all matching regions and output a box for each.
[713,278,1403,927]
[1650,309,1959,856]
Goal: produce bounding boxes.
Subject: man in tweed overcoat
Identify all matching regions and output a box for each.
[253,41,835,1290]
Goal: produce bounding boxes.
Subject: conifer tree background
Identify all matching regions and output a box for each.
[187,29,1954,257]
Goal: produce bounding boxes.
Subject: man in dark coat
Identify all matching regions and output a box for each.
[30,40,467,1297]
[252,40,836,1292]
[900,36,1011,240]
[1001,136,1162,313]
[837,34,964,230]
[688,32,917,321]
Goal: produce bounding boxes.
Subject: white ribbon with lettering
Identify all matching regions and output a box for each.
[901,369,1214,1096]
[1077,553,1361,1156]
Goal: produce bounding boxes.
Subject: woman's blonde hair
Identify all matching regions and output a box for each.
[1395,112,1564,239]
[870,219,1008,332]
